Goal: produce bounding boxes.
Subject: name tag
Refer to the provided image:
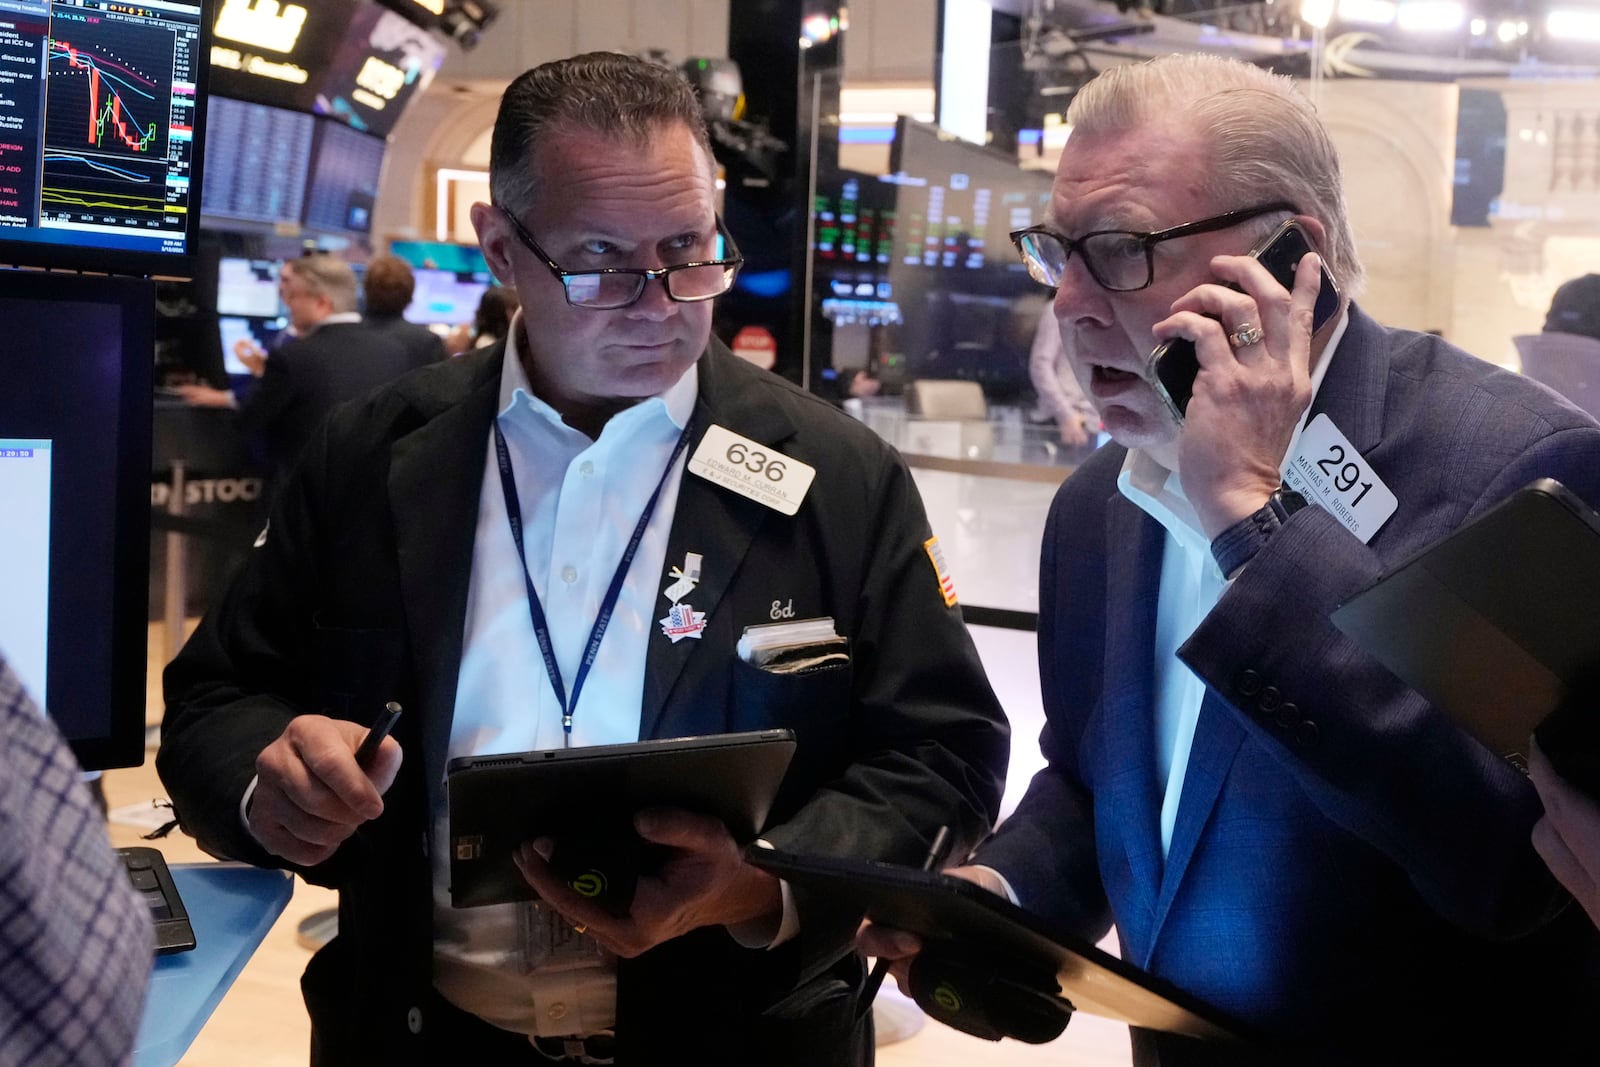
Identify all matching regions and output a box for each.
[687,424,816,516]
[1284,413,1397,544]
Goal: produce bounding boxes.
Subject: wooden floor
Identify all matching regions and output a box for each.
[105,623,1132,1066]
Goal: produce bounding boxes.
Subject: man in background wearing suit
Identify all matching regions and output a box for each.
[361,254,449,370]
[178,254,415,494]
[158,52,1008,1066]
[864,53,1600,1064]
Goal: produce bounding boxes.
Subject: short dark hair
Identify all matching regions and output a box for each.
[363,254,416,317]
[1545,274,1600,344]
[474,285,520,342]
[488,51,713,215]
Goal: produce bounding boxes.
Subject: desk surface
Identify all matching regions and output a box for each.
[134,863,295,1067]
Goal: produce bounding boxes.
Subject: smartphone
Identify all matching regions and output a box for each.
[1149,219,1342,423]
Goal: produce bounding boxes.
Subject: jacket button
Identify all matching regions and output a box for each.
[1257,686,1283,714]
[406,1007,423,1034]
[1294,721,1320,747]
[1236,670,1263,697]
[1274,702,1300,729]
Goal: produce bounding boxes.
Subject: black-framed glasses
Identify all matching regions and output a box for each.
[498,206,744,310]
[1008,202,1298,293]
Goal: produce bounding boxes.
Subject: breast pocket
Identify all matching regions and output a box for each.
[730,656,854,819]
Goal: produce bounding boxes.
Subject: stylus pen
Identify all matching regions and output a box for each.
[859,824,951,1011]
[355,701,403,769]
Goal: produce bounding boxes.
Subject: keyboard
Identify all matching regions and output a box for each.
[119,846,197,954]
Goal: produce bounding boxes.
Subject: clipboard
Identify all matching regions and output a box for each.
[448,729,796,908]
[1330,478,1600,771]
[747,848,1240,1041]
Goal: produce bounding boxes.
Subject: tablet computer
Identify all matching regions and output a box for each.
[1331,478,1600,769]
[448,729,796,908]
[747,848,1239,1040]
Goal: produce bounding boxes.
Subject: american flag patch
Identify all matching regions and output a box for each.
[924,536,958,607]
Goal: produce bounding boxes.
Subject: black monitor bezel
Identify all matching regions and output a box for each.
[0,0,216,281]
[2,270,155,770]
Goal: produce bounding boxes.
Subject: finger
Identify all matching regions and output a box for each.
[634,807,726,850]
[856,921,923,960]
[514,842,643,956]
[1532,816,1597,902]
[291,718,389,819]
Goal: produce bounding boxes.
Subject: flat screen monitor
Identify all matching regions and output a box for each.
[207,0,357,113]
[405,268,493,327]
[200,96,314,226]
[215,255,282,316]
[0,0,214,278]
[390,239,489,275]
[302,118,386,235]
[312,0,444,138]
[0,271,153,770]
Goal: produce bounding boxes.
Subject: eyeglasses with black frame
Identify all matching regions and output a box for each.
[497,205,744,310]
[1008,202,1298,293]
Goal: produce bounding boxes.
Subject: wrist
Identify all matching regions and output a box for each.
[1210,485,1308,577]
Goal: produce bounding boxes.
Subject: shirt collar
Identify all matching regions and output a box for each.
[495,309,699,437]
[314,311,363,330]
[1117,307,1351,558]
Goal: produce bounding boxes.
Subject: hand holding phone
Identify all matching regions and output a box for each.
[1149,219,1341,423]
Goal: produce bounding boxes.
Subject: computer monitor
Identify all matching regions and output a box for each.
[0,0,215,278]
[201,97,315,228]
[302,118,387,236]
[405,268,494,327]
[312,0,445,138]
[0,271,154,770]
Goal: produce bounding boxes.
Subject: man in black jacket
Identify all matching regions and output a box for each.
[158,52,1009,1066]
[361,253,449,370]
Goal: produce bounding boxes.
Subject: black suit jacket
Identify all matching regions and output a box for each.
[159,340,1009,1066]
[236,319,416,484]
[362,312,448,371]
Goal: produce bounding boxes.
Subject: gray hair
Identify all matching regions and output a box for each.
[488,51,714,216]
[1067,55,1364,298]
[287,254,359,314]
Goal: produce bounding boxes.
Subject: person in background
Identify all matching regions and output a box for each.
[1027,303,1099,447]
[445,285,521,355]
[177,254,415,493]
[1544,273,1600,343]
[861,52,1600,1064]
[0,650,152,1067]
[158,52,1008,1066]
[362,254,449,370]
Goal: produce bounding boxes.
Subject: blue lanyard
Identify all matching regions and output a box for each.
[492,419,692,742]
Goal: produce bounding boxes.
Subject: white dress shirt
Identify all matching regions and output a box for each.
[433,319,696,1038]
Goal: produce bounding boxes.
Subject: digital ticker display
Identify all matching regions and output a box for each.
[0,0,213,277]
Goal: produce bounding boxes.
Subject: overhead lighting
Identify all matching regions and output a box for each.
[1396,1,1464,31]
[1338,0,1397,24]
[1547,8,1600,40]
[439,0,498,51]
[1470,16,1487,34]
[1302,0,1336,29]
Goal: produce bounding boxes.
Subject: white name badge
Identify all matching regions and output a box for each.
[1284,413,1398,544]
[687,424,816,516]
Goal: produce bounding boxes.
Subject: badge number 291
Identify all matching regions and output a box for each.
[1284,413,1397,544]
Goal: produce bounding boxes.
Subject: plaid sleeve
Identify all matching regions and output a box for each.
[0,654,153,1067]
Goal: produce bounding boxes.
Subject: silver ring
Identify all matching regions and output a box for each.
[1227,323,1265,349]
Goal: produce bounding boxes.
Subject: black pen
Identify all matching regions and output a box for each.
[354,701,402,769]
[859,824,951,1011]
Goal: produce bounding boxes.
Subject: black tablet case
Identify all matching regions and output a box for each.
[1331,478,1600,765]
[448,729,796,908]
[748,849,1239,1040]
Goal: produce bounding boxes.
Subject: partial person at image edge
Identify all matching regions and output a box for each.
[0,650,152,1067]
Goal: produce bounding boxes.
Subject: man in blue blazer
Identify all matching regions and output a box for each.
[867,54,1600,1063]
